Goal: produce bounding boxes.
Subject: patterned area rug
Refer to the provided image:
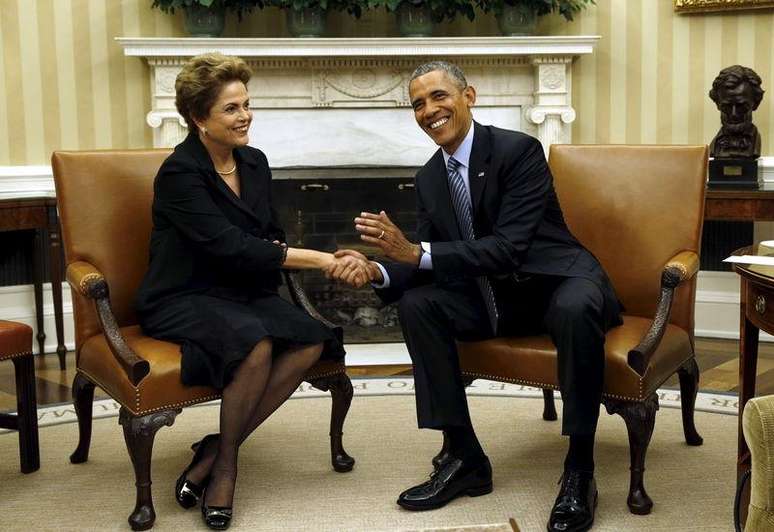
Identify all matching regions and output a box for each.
[23,378,739,430]
[0,379,737,531]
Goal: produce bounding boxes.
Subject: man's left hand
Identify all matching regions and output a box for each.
[355,211,421,266]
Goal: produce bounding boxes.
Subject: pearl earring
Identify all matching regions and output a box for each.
[201,127,207,136]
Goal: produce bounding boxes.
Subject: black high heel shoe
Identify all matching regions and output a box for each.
[175,434,218,509]
[201,487,233,530]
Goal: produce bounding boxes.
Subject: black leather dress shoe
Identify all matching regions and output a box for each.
[175,434,218,509]
[547,469,597,532]
[397,456,493,511]
[432,449,453,471]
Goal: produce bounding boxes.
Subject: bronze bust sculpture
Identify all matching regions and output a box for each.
[708,65,764,159]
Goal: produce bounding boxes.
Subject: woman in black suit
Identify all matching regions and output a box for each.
[135,53,368,530]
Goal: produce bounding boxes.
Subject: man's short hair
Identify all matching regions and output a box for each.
[410,61,468,91]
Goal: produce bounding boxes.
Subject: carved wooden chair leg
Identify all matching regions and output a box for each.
[119,407,179,531]
[13,355,39,473]
[70,372,95,464]
[542,388,558,421]
[604,394,659,515]
[677,357,704,446]
[309,372,355,472]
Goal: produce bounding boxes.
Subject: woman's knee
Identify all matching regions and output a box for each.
[242,339,273,371]
[301,342,324,363]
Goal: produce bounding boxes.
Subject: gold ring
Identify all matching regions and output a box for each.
[378,230,385,239]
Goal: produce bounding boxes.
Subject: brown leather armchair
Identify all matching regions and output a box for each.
[52,150,355,530]
[455,145,708,515]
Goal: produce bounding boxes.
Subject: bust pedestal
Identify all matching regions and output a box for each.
[708,158,760,189]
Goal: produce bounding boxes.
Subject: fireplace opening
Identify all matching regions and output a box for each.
[273,170,418,343]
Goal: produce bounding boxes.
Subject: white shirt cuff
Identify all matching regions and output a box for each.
[371,262,390,288]
[419,242,433,270]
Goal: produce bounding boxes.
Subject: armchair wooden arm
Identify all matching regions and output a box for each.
[627,250,699,376]
[283,270,338,329]
[66,261,150,386]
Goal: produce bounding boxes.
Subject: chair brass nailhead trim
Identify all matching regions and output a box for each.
[78,273,103,294]
[666,262,689,278]
[134,394,222,417]
[303,368,345,381]
[460,371,643,402]
[0,350,33,361]
[463,352,697,403]
[77,367,221,417]
[77,365,346,417]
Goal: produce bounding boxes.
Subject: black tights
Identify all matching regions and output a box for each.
[187,338,323,508]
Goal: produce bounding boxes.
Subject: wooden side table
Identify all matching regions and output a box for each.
[732,245,774,524]
[706,186,774,221]
[0,197,66,369]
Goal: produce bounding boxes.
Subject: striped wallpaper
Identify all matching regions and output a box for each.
[0,0,773,165]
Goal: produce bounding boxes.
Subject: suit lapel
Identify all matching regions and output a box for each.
[180,134,262,224]
[468,122,492,218]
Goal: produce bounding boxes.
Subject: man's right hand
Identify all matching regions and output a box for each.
[333,249,384,285]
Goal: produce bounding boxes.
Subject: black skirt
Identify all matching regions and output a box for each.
[138,292,344,389]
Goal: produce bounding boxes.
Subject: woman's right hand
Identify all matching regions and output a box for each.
[324,250,375,288]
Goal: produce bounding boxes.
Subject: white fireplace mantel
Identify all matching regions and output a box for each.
[117,36,599,166]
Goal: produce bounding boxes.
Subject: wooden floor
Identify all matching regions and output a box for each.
[1,336,773,412]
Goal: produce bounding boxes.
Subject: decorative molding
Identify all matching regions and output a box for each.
[116,36,601,59]
[118,36,596,162]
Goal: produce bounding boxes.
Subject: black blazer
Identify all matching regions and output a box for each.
[377,123,621,328]
[135,133,286,313]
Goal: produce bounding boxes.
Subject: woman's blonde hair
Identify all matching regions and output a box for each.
[175,52,252,131]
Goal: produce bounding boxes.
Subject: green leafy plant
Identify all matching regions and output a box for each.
[151,0,263,19]
[268,0,365,17]
[480,0,594,21]
[364,0,478,22]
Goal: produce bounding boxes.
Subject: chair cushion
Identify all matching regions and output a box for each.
[78,325,345,416]
[0,320,33,360]
[457,315,692,401]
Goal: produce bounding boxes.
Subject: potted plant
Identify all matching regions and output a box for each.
[270,0,363,37]
[480,0,594,36]
[151,0,262,37]
[366,0,477,37]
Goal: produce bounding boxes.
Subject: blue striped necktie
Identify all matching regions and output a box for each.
[446,156,499,333]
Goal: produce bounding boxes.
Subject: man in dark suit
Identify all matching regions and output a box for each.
[335,61,621,532]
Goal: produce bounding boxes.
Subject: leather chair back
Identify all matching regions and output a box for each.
[52,150,171,349]
[548,145,708,336]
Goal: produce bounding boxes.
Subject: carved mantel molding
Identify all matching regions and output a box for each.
[117,36,599,162]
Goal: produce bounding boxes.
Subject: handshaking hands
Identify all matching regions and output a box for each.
[323,210,415,288]
[324,249,383,288]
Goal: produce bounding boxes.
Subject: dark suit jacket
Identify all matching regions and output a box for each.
[377,122,621,330]
[135,133,286,313]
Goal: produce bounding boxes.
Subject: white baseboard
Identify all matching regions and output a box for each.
[0,284,75,354]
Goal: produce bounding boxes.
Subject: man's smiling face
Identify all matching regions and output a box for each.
[409,69,476,154]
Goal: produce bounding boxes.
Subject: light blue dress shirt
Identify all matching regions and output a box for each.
[373,122,475,288]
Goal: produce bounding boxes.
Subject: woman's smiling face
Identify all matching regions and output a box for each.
[195,80,252,148]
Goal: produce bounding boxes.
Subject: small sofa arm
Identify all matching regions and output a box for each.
[627,250,699,376]
[66,261,150,386]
